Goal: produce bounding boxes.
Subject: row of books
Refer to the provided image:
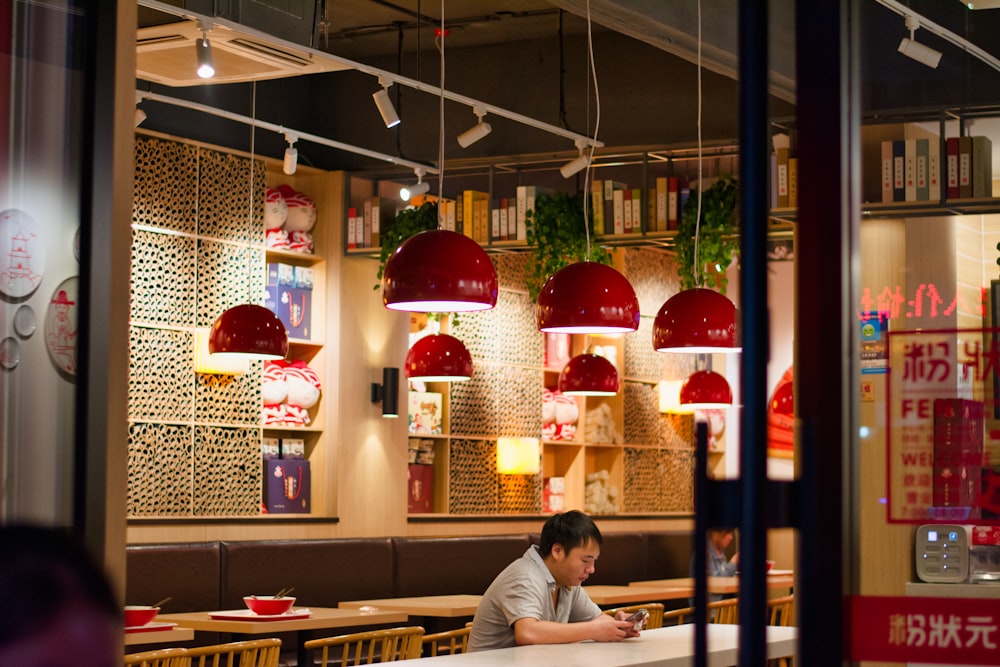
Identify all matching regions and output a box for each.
[346,196,394,249]
[879,135,993,203]
[591,177,691,235]
[771,147,799,209]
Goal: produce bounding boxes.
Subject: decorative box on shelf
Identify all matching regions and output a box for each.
[265,262,312,339]
[262,458,311,514]
[407,463,434,513]
[408,391,443,435]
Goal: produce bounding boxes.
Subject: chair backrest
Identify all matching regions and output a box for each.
[422,626,471,656]
[767,594,795,626]
[304,626,425,665]
[124,647,191,667]
[184,638,282,667]
[601,602,665,630]
[662,606,694,626]
[708,598,739,624]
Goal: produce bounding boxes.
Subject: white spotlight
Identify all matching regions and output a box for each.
[400,168,429,201]
[457,107,492,148]
[373,77,400,128]
[283,133,298,175]
[560,152,589,179]
[195,21,215,79]
[898,15,942,69]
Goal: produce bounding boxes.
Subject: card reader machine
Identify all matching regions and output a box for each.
[915,524,968,583]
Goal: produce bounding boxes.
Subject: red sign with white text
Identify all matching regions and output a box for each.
[850,596,1000,664]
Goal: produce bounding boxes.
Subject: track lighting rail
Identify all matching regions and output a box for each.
[137,0,604,151]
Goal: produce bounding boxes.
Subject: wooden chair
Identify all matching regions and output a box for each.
[304,626,425,665]
[602,602,665,629]
[124,647,191,667]
[767,594,796,667]
[662,606,695,626]
[185,638,282,667]
[707,597,739,624]
[422,626,471,656]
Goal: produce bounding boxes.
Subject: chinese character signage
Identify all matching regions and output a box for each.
[850,595,999,665]
[887,327,999,523]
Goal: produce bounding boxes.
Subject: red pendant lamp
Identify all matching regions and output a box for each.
[558,353,619,396]
[404,334,474,382]
[679,369,733,409]
[382,229,498,313]
[208,304,288,359]
[536,262,639,334]
[652,287,740,353]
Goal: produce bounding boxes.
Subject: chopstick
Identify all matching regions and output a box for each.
[274,587,294,599]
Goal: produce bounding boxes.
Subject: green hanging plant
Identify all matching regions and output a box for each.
[374,201,438,290]
[525,190,612,301]
[674,175,740,292]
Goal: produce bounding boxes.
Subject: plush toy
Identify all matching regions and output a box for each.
[261,359,322,427]
[278,184,317,254]
[263,187,289,250]
[542,388,578,441]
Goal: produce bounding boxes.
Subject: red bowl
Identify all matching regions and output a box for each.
[124,605,160,627]
[766,560,776,572]
[244,596,295,615]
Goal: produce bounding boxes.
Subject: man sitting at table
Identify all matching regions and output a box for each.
[467,510,639,652]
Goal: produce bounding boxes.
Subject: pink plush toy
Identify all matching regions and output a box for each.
[542,387,578,441]
[278,184,317,254]
[261,359,322,427]
[263,187,290,250]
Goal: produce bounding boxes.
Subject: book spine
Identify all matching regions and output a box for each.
[904,138,916,202]
[613,188,625,234]
[631,188,643,233]
[655,177,668,231]
[623,188,633,233]
[946,137,960,199]
[959,136,973,198]
[491,198,500,242]
[972,135,993,198]
[892,140,905,202]
[776,147,790,207]
[928,138,941,202]
[363,198,372,248]
[915,138,928,201]
[347,206,357,249]
[591,179,605,235]
[370,197,381,248]
[788,158,799,209]
[668,177,679,230]
[516,185,528,241]
[881,140,893,203]
[507,200,516,240]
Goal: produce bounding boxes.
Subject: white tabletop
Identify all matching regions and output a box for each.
[392,624,797,666]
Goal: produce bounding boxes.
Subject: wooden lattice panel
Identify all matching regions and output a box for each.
[622,447,695,513]
[133,136,198,235]
[449,362,542,438]
[127,422,193,516]
[456,289,543,367]
[624,247,678,317]
[129,229,197,327]
[661,448,695,512]
[662,413,696,451]
[195,239,265,329]
[194,363,264,426]
[623,380,663,446]
[128,326,195,422]
[495,253,529,292]
[499,474,542,513]
[197,148,264,244]
[448,438,499,514]
[192,425,261,516]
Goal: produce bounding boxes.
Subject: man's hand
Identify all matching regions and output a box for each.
[613,610,644,637]
[590,613,639,641]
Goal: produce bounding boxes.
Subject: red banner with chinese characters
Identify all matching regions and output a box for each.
[850,595,1000,664]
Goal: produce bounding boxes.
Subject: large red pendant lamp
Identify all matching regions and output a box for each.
[536,262,639,334]
[404,334,474,382]
[652,287,740,353]
[208,304,288,359]
[558,353,619,396]
[382,229,498,313]
[679,369,733,409]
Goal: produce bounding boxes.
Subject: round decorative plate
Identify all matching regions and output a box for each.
[0,209,47,299]
[44,276,78,377]
[0,337,20,370]
[13,304,36,338]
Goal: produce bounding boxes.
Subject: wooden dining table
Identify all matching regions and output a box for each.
[158,606,407,666]
[124,625,195,647]
[628,571,796,595]
[338,594,483,618]
[582,584,693,605]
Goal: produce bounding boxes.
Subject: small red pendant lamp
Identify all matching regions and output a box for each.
[558,353,619,396]
[536,262,639,334]
[652,287,740,353]
[208,304,289,359]
[404,334,474,382]
[383,229,498,313]
[679,369,733,409]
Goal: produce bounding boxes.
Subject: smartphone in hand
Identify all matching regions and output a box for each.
[624,608,649,631]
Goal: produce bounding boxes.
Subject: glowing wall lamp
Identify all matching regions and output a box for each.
[193,327,250,374]
[371,367,400,418]
[497,437,541,475]
[658,379,688,414]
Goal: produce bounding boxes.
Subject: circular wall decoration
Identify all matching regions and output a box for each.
[0,337,20,370]
[13,304,36,338]
[73,227,80,263]
[45,276,79,379]
[0,209,47,300]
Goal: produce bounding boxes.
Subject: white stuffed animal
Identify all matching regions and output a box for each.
[278,184,317,254]
[261,359,322,427]
[263,187,289,250]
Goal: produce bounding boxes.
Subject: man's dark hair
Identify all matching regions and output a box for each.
[538,510,602,557]
[0,525,120,648]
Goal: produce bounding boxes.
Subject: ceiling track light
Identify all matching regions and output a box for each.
[282,132,298,175]
[400,167,430,202]
[457,106,492,148]
[372,77,400,128]
[195,20,215,79]
[897,15,942,69]
[559,140,590,179]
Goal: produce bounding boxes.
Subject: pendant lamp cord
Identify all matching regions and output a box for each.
[694,0,704,288]
[582,0,599,260]
[249,81,257,299]
[436,0,445,229]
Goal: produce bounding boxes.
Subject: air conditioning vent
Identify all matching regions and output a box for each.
[136,33,187,47]
[228,38,313,68]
